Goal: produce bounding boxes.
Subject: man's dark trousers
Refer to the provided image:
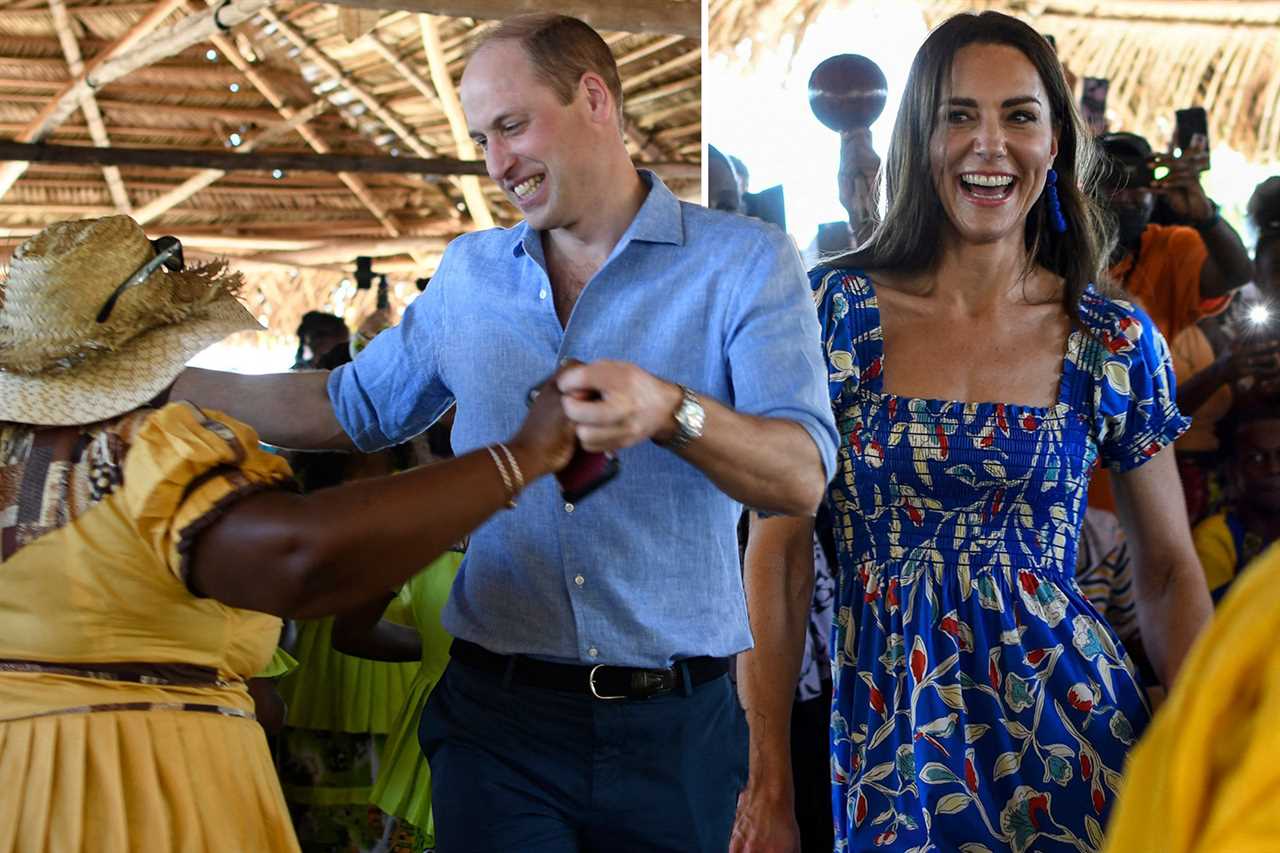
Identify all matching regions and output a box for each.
[421,655,749,852]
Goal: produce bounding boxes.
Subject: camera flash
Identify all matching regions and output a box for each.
[1249,305,1271,326]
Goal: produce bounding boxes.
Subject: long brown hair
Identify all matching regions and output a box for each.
[829,11,1113,316]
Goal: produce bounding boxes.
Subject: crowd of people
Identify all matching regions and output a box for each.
[1,9,1279,853]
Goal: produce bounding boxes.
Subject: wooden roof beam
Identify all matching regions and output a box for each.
[199,15,412,255]
[133,98,332,225]
[322,0,699,38]
[252,235,451,265]
[0,0,273,202]
[47,0,131,215]
[415,16,493,228]
[257,7,463,226]
[0,140,486,176]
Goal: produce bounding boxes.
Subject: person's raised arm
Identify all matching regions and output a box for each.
[172,367,351,451]
[556,229,838,516]
[1155,139,1253,299]
[187,380,575,618]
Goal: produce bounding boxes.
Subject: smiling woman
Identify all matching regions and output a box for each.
[756,10,1218,852]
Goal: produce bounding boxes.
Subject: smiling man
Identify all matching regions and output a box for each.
[175,13,837,853]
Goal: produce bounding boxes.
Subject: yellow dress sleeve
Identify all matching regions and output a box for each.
[121,401,295,583]
[1192,513,1238,596]
[1103,543,1280,853]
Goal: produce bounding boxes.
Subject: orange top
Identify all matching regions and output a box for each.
[1088,223,1217,512]
[1171,324,1232,453]
[1110,223,1216,341]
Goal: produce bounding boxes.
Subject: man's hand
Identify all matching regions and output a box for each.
[730,784,801,853]
[556,360,682,452]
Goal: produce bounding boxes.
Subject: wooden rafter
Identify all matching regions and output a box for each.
[363,27,492,228]
[415,15,494,228]
[192,10,428,264]
[323,0,699,38]
[47,0,131,214]
[257,7,463,224]
[0,140,486,176]
[133,98,333,224]
[0,0,272,202]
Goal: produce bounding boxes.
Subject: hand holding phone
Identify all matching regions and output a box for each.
[527,363,620,504]
[1174,107,1210,170]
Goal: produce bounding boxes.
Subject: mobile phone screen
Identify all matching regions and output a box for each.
[1175,107,1209,155]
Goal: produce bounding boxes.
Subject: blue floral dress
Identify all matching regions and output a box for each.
[811,268,1189,853]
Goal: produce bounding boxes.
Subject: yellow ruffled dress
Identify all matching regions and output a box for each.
[0,402,299,853]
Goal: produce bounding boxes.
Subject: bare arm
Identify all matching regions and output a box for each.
[1111,446,1213,685]
[558,361,827,515]
[188,384,575,618]
[1196,216,1254,299]
[730,514,815,853]
[172,367,351,451]
[331,591,422,662]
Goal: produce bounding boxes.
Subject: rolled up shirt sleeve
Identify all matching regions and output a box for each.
[327,246,457,452]
[723,225,840,483]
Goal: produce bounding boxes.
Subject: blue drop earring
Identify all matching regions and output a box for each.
[1045,168,1068,234]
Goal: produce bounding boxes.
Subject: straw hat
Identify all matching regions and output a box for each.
[0,216,260,426]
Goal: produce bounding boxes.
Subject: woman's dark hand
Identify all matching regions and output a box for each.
[1225,337,1280,385]
[510,376,577,478]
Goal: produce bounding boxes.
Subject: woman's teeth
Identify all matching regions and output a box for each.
[960,174,1014,198]
[514,175,544,199]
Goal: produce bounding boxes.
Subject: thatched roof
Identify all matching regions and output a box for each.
[0,0,701,343]
[710,0,1280,165]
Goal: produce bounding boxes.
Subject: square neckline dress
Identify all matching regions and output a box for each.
[811,268,1189,852]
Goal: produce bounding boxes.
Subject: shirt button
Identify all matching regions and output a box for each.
[539,289,547,300]
[564,502,575,513]
[574,574,585,587]
[588,647,599,658]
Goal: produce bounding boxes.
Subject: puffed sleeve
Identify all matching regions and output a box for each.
[810,265,865,408]
[121,401,296,583]
[1085,294,1191,472]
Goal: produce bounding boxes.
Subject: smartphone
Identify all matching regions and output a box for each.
[1175,107,1210,162]
[1080,77,1109,136]
[557,449,620,504]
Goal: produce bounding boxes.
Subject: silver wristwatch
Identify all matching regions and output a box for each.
[660,384,705,451]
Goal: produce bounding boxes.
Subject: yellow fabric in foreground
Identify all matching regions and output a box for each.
[1103,542,1280,853]
[0,403,298,852]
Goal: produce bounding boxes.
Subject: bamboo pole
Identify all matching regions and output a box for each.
[0,0,190,201]
[200,13,412,253]
[258,7,463,225]
[132,98,333,225]
[323,0,700,38]
[47,0,132,214]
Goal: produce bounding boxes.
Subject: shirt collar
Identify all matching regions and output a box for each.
[510,169,685,259]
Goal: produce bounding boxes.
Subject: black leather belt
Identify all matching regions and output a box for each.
[450,639,729,700]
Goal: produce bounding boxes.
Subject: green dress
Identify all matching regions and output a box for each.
[276,607,420,851]
[371,550,463,846]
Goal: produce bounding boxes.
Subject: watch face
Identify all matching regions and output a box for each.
[677,395,705,435]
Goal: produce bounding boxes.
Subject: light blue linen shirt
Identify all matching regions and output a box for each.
[328,172,838,667]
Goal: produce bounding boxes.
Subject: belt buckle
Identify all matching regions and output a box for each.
[588,664,627,700]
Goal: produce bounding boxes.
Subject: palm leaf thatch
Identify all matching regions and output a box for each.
[710,0,1280,165]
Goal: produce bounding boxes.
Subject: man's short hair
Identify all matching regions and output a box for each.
[478,14,624,127]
